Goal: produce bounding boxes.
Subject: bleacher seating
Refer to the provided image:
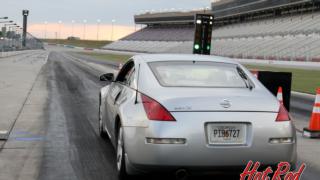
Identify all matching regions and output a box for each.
[104,11,320,61]
[213,12,320,38]
[122,26,194,41]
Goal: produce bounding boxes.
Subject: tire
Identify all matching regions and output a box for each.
[116,126,130,180]
[99,95,108,139]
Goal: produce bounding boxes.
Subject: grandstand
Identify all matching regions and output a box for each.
[103,0,320,62]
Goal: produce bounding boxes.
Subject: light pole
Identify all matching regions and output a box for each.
[11,25,19,47]
[97,19,101,40]
[83,19,87,40]
[71,20,75,37]
[19,27,23,36]
[6,24,17,48]
[44,21,48,39]
[0,21,13,35]
[58,20,62,39]
[8,26,12,47]
[4,23,16,33]
[16,27,22,46]
[18,27,23,48]
[111,19,115,41]
[14,26,20,47]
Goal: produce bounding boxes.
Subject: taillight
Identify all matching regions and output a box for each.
[141,94,175,121]
[276,104,290,122]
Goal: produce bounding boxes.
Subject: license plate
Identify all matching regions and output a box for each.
[207,123,247,145]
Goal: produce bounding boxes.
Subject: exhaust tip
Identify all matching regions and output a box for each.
[175,169,189,180]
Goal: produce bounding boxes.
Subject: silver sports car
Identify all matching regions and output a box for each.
[99,54,297,179]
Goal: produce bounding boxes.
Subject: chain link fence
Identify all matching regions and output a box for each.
[0,32,43,52]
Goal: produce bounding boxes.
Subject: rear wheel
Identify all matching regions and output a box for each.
[116,126,130,180]
[99,95,108,138]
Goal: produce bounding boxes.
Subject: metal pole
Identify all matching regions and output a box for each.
[44,21,48,39]
[71,20,75,37]
[9,26,12,48]
[58,21,62,39]
[8,26,16,49]
[83,20,87,40]
[19,28,23,48]
[4,23,16,48]
[12,26,17,48]
[111,22,113,41]
[97,19,101,40]
[111,19,115,41]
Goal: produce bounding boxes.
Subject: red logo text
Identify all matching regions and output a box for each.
[240,161,306,180]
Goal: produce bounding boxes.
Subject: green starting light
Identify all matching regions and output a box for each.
[207,45,211,50]
[194,44,200,50]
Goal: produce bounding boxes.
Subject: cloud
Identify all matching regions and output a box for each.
[29,23,137,40]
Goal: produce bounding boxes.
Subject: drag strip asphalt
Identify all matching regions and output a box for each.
[38,51,118,180]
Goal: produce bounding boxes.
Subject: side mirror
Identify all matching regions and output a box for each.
[100,73,114,82]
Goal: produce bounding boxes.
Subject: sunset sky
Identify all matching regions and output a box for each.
[1,0,212,40]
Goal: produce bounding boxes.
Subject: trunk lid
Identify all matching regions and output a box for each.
[147,88,279,113]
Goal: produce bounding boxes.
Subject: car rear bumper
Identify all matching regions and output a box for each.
[123,112,297,173]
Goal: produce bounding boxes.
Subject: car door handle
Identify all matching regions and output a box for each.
[114,91,122,105]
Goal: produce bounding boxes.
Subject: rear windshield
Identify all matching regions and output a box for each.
[148,61,247,88]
